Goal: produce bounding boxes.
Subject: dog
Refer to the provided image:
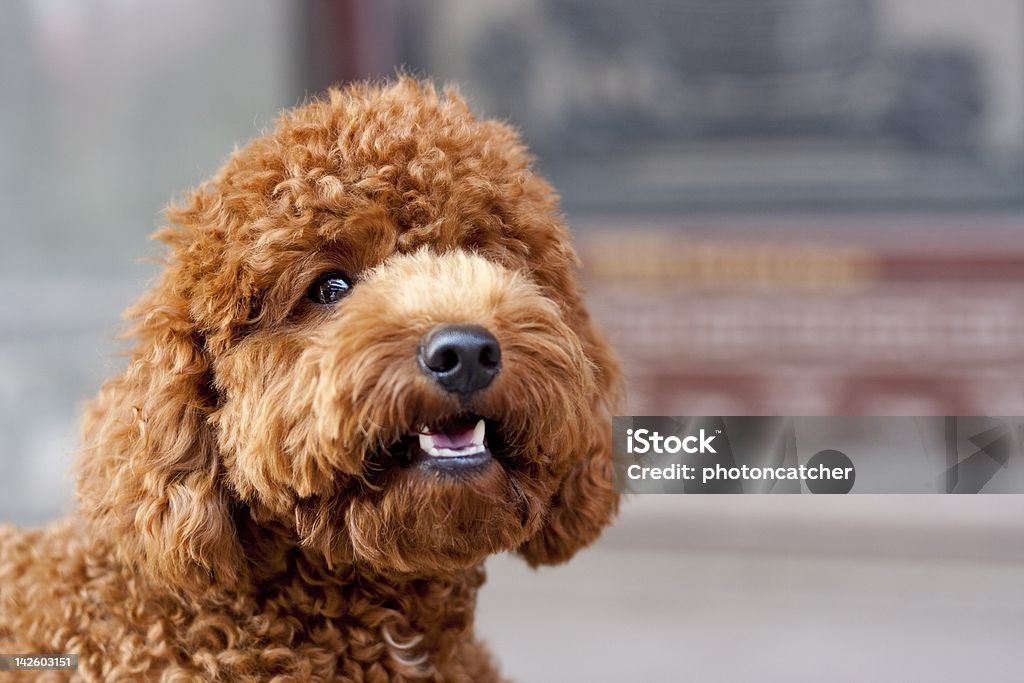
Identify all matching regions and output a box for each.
[0,78,620,682]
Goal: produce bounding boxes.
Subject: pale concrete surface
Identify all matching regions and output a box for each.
[477,496,1024,682]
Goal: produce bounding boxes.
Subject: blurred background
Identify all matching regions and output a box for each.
[2,1,1024,680]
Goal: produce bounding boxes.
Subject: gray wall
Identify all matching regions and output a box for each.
[0,0,297,523]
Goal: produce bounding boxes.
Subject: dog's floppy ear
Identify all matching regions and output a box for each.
[77,212,245,594]
[518,316,623,566]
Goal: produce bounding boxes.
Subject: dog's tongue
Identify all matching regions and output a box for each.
[430,418,481,449]
[417,418,487,457]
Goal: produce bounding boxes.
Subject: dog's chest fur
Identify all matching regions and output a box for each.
[0,520,503,682]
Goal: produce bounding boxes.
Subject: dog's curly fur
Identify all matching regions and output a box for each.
[0,78,620,682]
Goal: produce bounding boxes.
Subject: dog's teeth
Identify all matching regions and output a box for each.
[434,444,485,457]
[418,433,437,454]
[417,423,487,458]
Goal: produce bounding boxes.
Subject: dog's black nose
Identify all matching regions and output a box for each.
[419,325,501,395]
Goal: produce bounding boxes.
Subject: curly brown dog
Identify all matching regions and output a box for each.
[0,78,620,681]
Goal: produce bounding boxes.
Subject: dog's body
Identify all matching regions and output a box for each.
[0,520,497,680]
[0,79,619,682]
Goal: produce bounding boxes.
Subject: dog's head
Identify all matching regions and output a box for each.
[77,79,621,591]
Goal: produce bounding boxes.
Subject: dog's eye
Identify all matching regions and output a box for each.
[308,272,352,304]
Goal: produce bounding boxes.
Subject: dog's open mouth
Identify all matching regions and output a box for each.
[393,414,500,471]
